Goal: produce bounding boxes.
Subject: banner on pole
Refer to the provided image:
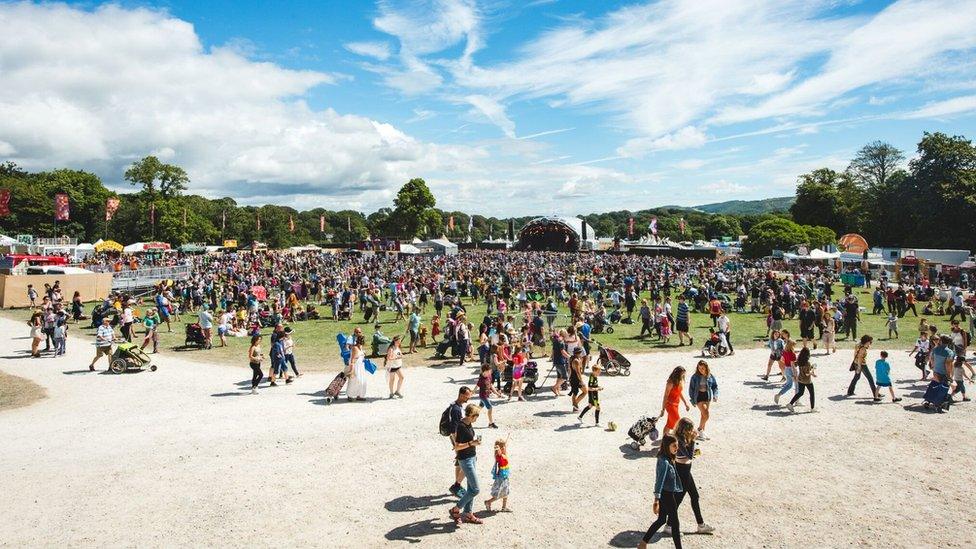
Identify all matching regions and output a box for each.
[628,217,634,237]
[0,189,10,217]
[55,193,70,221]
[105,197,120,221]
[320,214,325,233]
[289,215,294,233]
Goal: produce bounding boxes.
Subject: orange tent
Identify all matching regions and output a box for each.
[837,233,869,254]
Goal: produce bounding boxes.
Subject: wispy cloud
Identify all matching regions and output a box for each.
[344,41,392,61]
[901,94,976,119]
[517,127,574,140]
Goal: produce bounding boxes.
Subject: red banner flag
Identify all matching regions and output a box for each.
[54,193,70,221]
[679,217,686,234]
[105,197,120,221]
[221,210,226,231]
[256,212,261,231]
[289,215,294,233]
[448,215,455,231]
[319,214,325,233]
[149,202,155,225]
[628,217,634,237]
[0,189,10,217]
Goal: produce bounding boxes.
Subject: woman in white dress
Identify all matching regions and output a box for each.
[346,334,369,401]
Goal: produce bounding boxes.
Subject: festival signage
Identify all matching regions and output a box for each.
[0,189,10,216]
[105,197,120,220]
[54,193,70,221]
[222,239,238,248]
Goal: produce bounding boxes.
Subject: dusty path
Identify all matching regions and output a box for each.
[1,316,973,548]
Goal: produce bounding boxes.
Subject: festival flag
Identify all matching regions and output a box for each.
[319,214,325,233]
[289,215,295,233]
[149,202,155,225]
[628,217,634,237]
[0,189,9,217]
[679,217,686,234]
[183,207,188,226]
[467,215,473,243]
[346,216,351,233]
[105,197,120,221]
[221,210,226,232]
[54,193,70,221]
[256,212,261,231]
[649,216,658,236]
[448,215,455,231]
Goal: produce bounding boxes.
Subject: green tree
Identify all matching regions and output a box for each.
[789,168,846,232]
[124,156,188,198]
[390,178,437,238]
[802,225,837,249]
[742,218,808,258]
[847,140,904,189]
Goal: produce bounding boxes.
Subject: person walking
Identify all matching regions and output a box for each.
[28,312,43,358]
[638,434,684,549]
[577,362,604,426]
[639,299,653,338]
[448,404,484,526]
[774,339,798,405]
[247,334,263,394]
[660,366,691,433]
[847,335,881,401]
[346,333,369,400]
[140,307,161,354]
[787,347,817,412]
[669,418,715,537]
[568,347,588,412]
[716,311,733,356]
[283,327,300,377]
[550,330,569,397]
[688,360,717,440]
[477,363,502,427]
[821,308,837,355]
[385,335,405,398]
[88,317,115,371]
[675,295,692,346]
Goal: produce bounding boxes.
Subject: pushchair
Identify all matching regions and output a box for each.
[607,308,623,324]
[184,323,209,349]
[590,311,614,334]
[627,415,660,450]
[597,341,631,376]
[503,361,540,396]
[110,342,156,374]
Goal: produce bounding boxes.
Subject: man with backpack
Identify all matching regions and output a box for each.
[441,386,472,496]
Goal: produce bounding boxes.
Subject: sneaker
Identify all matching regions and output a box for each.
[395,392,403,398]
[389,393,395,399]
[786,404,795,413]
[774,393,781,405]
[489,423,498,429]
[270,382,278,387]
[696,523,715,534]
[250,388,257,395]
[577,417,584,425]
[661,525,672,536]
[449,483,461,497]
[595,422,601,427]
[761,375,769,381]
[809,408,819,413]
[892,397,902,403]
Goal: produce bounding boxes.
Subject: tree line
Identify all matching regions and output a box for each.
[0,131,972,255]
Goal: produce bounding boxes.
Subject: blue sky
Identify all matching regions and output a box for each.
[1,0,975,215]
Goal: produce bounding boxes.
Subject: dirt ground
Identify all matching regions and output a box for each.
[0,315,973,548]
[0,365,47,411]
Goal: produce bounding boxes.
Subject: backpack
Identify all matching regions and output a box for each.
[439,403,458,436]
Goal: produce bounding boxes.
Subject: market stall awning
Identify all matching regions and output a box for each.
[94,240,124,253]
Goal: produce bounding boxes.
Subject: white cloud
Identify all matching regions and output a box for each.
[901,94,976,119]
[701,180,752,194]
[345,41,392,61]
[407,108,436,123]
[617,126,708,158]
[464,95,515,138]
[672,158,706,170]
[0,2,483,206]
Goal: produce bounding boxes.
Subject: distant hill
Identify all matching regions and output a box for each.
[692,196,794,215]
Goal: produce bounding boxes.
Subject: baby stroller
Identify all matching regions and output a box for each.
[597,341,631,376]
[521,361,540,395]
[608,308,623,324]
[627,415,660,450]
[702,331,730,358]
[184,323,208,349]
[110,342,156,374]
[590,312,614,334]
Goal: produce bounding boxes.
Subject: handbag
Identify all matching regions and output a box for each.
[364,359,377,375]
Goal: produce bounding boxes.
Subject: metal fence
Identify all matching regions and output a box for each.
[110,265,192,292]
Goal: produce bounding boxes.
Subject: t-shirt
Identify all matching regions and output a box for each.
[874,359,891,385]
[931,346,954,376]
[198,310,213,329]
[676,303,690,325]
[493,452,510,479]
[96,325,114,347]
[454,422,476,460]
[552,338,567,365]
[477,371,491,399]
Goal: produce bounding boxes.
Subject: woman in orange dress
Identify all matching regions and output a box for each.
[659,366,691,433]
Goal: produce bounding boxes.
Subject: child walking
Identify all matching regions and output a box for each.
[908,331,930,380]
[484,439,511,512]
[887,313,899,339]
[874,351,902,403]
[578,363,604,426]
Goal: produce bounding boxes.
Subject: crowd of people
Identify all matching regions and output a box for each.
[15,247,976,546]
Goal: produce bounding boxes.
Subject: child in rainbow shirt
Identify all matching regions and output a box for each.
[484,439,510,512]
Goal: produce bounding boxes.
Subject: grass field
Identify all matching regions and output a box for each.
[1,284,935,372]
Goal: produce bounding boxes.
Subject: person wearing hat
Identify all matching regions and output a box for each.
[283,326,300,377]
[577,361,603,427]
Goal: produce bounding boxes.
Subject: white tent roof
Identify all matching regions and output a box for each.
[809,249,839,259]
[0,234,18,246]
[399,243,422,254]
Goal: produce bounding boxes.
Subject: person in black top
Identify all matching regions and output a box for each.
[449,404,483,525]
[842,295,860,340]
[448,387,472,497]
[798,301,817,350]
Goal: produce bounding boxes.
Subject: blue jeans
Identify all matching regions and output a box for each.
[777,367,795,397]
[457,456,480,514]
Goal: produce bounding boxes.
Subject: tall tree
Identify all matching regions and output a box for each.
[847,141,905,188]
[124,156,188,198]
[789,168,846,233]
[390,178,437,238]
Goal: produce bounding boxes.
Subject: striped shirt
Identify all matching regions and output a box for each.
[676,302,690,325]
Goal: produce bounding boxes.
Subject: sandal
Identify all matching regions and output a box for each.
[462,514,483,524]
[449,507,462,525]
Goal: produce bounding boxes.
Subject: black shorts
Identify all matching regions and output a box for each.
[569,375,582,396]
[676,320,689,333]
[800,327,814,339]
[555,363,568,379]
[587,392,599,406]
